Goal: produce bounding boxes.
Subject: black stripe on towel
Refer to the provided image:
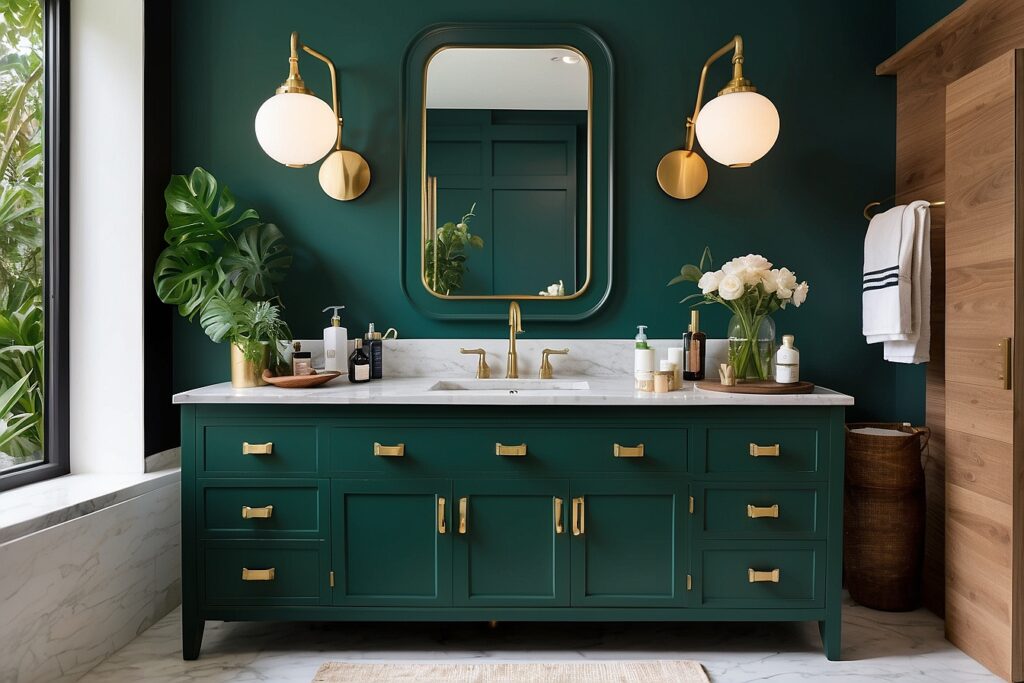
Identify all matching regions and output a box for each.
[863,272,900,285]
[863,265,899,277]
[863,281,899,293]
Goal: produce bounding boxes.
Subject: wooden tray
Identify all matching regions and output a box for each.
[696,380,815,395]
[261,370,343,388]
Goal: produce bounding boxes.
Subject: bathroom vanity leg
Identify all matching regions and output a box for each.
[819,617,841,661]
[183,616,205,660]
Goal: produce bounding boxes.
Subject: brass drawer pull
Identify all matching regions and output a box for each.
[554,497,564,534]
[437,496,447,534]
[748,568,780,583]
[241,505,274,519]
[613,443,644,458]
[374,442,405,457]
[242,441,273,456]
[571,497,585,536]
[458,497,468,534]
[495,442,527,457]
[749,443,780,457]
[241,567,276,581]
[747,504,779,519]
[999,337,1012,390]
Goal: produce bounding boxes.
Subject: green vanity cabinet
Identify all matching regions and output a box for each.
[180,403,845,662]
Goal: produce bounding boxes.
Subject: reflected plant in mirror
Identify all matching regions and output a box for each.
[424,203,484,295]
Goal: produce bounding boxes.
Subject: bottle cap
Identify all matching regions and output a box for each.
[635,324,649,349]
[782,334,795,346]
[323,306,346,327]
[690,309,700,333]
[365,322,382,341]
[354,338,363,349]
[292,340,302,352]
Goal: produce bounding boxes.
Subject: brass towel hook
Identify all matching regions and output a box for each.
[863,197,945,221]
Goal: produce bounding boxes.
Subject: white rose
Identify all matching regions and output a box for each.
[698,270,723,294]
[760,269,779,293]
[774,267,798,299]
[792,281,809,307]
[718,273,745,301]
[724,254,773,285]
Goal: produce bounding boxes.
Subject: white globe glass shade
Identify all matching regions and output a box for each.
[254,93,337,167]
[694,91,780,168]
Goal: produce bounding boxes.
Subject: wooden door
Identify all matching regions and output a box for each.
[945,49,1023,682]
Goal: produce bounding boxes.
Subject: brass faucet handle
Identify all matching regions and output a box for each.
[539,348,570,380]
[460,348,490,379]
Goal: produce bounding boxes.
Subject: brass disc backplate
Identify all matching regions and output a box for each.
[318,149,371,201]
[656,149,708,200]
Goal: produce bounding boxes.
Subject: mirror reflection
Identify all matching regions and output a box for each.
[423,47,590,298]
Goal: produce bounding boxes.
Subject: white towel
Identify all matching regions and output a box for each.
[862,200,930,364]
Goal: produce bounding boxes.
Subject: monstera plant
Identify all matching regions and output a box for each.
[153,168,292,384]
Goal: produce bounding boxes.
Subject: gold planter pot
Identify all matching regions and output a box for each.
[230,343,270,388]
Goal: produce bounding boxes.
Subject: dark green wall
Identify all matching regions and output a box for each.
[896,0,965,48]
[171,0,921,422]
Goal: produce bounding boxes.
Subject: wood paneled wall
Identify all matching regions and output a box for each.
[877,0,1024,617]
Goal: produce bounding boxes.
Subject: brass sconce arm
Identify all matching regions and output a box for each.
[684,35,753,151]
[280,32,344,151]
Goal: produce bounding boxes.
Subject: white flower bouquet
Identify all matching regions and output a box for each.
[669,249,809,380]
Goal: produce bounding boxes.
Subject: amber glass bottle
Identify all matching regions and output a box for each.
[682,309,707,381]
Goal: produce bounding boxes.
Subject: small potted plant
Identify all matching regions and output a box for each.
[424,203,484,294]
[152,168,292,387]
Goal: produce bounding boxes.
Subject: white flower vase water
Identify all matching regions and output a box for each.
[727,314,776,381]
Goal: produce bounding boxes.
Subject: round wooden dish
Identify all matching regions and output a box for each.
[696,380,815,395]
[261,369,343,388]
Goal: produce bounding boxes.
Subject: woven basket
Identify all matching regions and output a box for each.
[843,422,928,611]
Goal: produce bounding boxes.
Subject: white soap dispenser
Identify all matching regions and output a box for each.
[634,324,654,389]
[775,334,800,384]
[322,306,348,375]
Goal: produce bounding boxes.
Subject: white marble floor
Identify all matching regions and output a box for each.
[79,595,998,683]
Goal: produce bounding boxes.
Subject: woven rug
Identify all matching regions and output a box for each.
[312,660,709,682]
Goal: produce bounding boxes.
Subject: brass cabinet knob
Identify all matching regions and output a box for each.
[495,442,527,457]
[460,348,490,379]
[242,442,273,455]
[746,504,779,519]
[241,505,274,519]
[613,443,644,458]
[241,567,276,581]
[748,568,780,583]
[374,442,405,457]
[539,348,569,379]
[748,443,780,457]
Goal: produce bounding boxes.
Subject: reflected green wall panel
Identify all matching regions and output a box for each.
[169,0,919,423]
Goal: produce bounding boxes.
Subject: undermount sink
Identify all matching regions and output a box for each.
[428,379,591,395]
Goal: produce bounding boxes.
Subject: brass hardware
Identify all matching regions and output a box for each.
[687,574,692,591]
[374,442,405,457]
[241,505,274,519]
[719,363,737,386]
[863,197,945,221]
[241,567,276,581]
[571,497,585,536]
[613,443,644,458]
[658,34,770,200]
[419,46,594,302]
[231,343,270,387]
[495,442,527,457]
[242,442,273,456]
[749,443,780,457]
[999,337,1012,390]
[460,348,491,379]
[458,497,468,534]
[539,348,569,379]
[689,496,695,514]
[329,570,335,588]
[747,504,779,519]
[507,301,522,379]
[266,31,370,200]
[748,568,780,583]
[437,496,447,534]
[554,497,564,534]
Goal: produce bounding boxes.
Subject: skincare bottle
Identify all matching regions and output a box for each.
[775,335,800,384]
[634,325,654,389]
[348,339,371,383]
[364,323,383,379]
[291,341,313,376]
[682,310,706,381]
[322,306,348,375]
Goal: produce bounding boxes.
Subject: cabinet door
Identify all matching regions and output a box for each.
[570,479,688,607]
[453,479,569,607]
[331,480,451,606]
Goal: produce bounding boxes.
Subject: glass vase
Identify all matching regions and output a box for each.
[727,314,776,381]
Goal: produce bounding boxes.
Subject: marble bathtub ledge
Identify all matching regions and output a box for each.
[0,467,180,546]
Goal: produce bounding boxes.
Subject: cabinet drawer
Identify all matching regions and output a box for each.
[202,541,328,605]
[705,427,820,476]
[701,485,823,539]
[700,542,824,608]
[199,480,327,539]
[329,426,687,474]
[202,424,317,475]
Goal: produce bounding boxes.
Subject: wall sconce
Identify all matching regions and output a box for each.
[657,35,779,199]
[254,31,371,201]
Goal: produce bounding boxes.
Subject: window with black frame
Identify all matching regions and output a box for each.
[0,0,68,491]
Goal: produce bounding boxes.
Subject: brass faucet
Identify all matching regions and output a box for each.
[539,348,569,379]
[459,348,490,379]
[506,301,522,379]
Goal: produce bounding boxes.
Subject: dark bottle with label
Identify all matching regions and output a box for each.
[682,309,706,381]
[348,339,371,383]
[364,322,383,379]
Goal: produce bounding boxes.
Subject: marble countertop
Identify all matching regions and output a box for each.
[173,376,854,407]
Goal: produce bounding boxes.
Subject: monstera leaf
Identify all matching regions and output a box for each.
[221,223,292,300]
[199,289,249,344]
[152,241,219,318]
[163,167,259,245]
